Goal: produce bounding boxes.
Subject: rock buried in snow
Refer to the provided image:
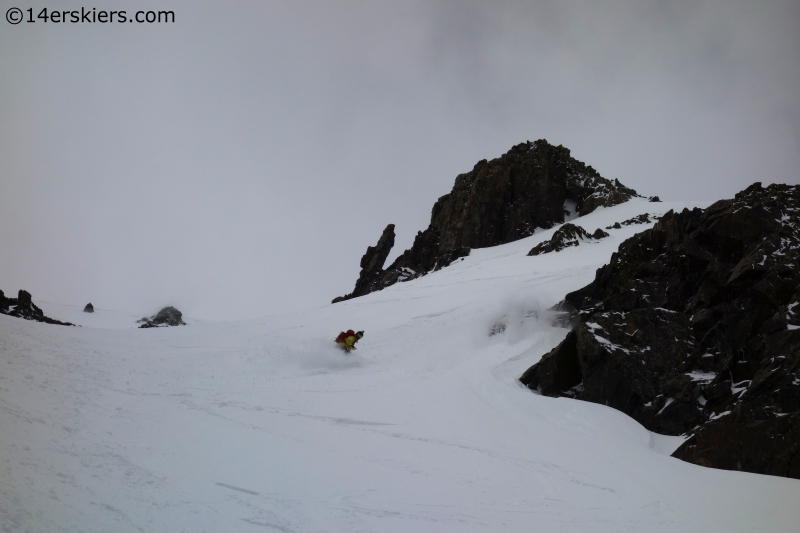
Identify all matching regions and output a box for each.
[138,306,186,328]
[605,213,655,229]
[489,321,507,336]
[83,303,94,313]
[527,223,608,256]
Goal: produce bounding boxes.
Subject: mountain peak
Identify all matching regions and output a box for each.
[334,140,642,302]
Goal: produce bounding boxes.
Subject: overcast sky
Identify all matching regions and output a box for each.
[1,0,798,320]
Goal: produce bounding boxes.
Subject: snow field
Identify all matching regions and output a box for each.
[2,199,799,532]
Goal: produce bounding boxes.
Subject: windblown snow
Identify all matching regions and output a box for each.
[2,199,799,532]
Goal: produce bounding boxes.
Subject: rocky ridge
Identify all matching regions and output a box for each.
[0,290,73,326]
[520,182,800,479]
[334,140,640,302]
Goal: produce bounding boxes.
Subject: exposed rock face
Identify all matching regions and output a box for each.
[18,290,32,308]
[138,306,186,328]
[334,140,640,302]
[333,224,396,303]
[0,289,73,326]
[520,182,800,479]
[527,223,609,256]
[84,303,94,313]
[605,213,655,230]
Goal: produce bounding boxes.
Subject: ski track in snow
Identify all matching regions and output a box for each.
[2,199,799,532]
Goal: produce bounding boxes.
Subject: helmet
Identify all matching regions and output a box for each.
[356,331,364,339]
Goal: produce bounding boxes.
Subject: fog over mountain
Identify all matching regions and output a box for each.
[1,0,798,320]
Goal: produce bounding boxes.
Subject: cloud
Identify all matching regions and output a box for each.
[0,0,797,319]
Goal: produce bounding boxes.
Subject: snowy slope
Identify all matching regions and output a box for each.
[2,199,799,533]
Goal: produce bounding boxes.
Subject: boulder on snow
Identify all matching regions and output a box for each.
[83,303,94,313]
[520,182,800,479]
[334,140,643,301]
[527,223,608,256]
[605,213,655,230]
[139,306,186,328]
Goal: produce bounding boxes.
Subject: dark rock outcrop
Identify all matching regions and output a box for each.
[18,290,32,308]
[0,289,73,326]
[605,213,656,230]
[527,224,609,256]
[0,289,8,313]
[138,306,186,328]
[84,303,94,313]
[333,224,396,303]
[334,140,640,302]
[520,182,800,479]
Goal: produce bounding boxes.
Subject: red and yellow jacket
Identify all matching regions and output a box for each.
[335,330,358,351]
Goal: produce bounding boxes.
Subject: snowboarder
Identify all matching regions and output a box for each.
[335,330,364,353]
